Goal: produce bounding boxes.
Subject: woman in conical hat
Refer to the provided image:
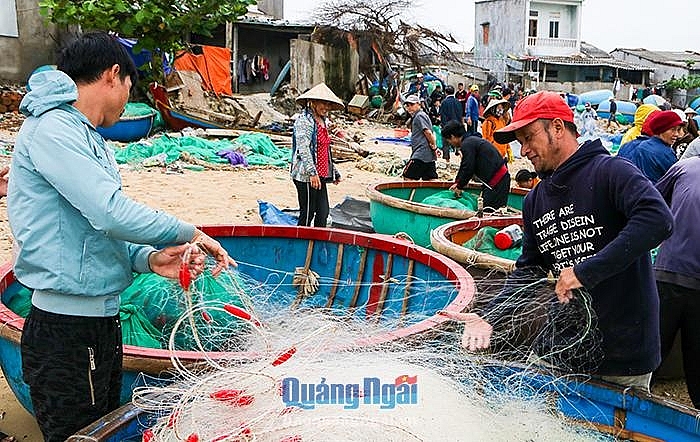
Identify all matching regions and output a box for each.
[290,83,344,227]
[481,99,512,162]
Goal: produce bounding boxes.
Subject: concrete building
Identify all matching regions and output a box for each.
[610,49,700,84]
[473,0,649,94]
[0,0,56,83]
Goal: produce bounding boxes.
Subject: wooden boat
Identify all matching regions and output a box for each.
[366,181,527,248]
[96,112,155,142]
[0,225,474,414]
[149,83,227,131]
[68,361,700,441]
[431,216,523,273]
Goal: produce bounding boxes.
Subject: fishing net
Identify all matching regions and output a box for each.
[462,226,522,261]
[230,133,290,167]
[114,248,616,442]
[113,133,291,168]
[6,263,251,351]
[121,102,165,130]
[131,288,612,442]
[6,245,616,440]
[114,134,234,165]
[420,190,479,211]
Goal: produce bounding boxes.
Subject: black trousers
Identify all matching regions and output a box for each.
[482,172,511,212]
[294,179,330,227]
[657,281,700,408]
[21,306,123,442]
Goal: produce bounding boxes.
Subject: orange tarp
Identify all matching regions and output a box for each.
[174,45,232,96]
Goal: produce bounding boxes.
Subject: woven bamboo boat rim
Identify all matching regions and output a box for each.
[431,217,524,273]
[366,181,524,219]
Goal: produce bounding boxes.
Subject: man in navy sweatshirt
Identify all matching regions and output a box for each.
[442,91,673,390]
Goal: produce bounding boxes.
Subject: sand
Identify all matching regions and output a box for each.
[0,127,692,440]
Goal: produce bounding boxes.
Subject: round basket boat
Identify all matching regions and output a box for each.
[96,112,156,142]
[366,181,527,248]
[431,216,524,273]
[69,361,700,442]
[0,225,474,414]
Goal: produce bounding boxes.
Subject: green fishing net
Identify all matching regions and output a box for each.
[463,226,522,260]
[232,132,290,167]
[6,268,250,351]
[420,190,479,211]
[121,102,165,129]
[114,134,234,165]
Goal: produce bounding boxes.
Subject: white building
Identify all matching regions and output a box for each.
[473,0,648,93]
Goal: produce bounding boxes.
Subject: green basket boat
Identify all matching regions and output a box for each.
[366,181,528,248]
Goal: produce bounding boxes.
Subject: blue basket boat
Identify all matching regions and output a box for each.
[96,112,155,142]
[0,225,474,415]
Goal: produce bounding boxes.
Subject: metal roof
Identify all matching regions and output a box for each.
[519,42,651,71]
[528,55,651,71]
[611,48,700,68]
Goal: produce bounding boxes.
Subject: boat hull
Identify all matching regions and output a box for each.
[367,181,527,248]
[0,225,474,414]
[96,113,155,142]
[431,216,524,272]
[149,83,227,131]
[68,362,700,441]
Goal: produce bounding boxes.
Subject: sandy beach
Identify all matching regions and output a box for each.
[0,125,692,440]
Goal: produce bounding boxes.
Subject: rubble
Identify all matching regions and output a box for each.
[0,85,24,114]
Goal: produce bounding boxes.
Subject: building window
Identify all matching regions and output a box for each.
[545,70,559,81]
[0,0,19,37]
[529,21,538,38]
[549,21,559,38]
[481,22,490,46]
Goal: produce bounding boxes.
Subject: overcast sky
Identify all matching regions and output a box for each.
[283,0,698,53]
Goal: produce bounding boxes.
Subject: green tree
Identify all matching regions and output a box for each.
[39,0,255,82]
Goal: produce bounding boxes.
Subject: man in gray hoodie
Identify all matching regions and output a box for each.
[8,32,234,441]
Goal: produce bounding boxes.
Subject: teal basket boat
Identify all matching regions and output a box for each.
[366,181,527,248]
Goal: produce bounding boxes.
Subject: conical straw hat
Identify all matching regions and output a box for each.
[483,98,509,117]
[296,83,345,111]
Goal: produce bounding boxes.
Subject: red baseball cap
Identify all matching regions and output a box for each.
[494,91,575,144]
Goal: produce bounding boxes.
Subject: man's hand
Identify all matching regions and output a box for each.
[310,175,321,190]
[438,311,493,351]
[192,229,237,276]
[555,267,582,304]
[149,243,205,279]
[449,183,462,197]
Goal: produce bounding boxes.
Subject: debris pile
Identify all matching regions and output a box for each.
[0,112,25,133]
[356,151,405,176]
[0,85,24,113]
[269,84,300,116]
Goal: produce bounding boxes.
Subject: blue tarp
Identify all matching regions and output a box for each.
[116,37,172,75]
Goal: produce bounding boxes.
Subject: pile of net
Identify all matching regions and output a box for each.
[132,307,612,442]
[355,151,406,177]
[420,190,478,211]
[113,133,290,168]
[7,265,252,351]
